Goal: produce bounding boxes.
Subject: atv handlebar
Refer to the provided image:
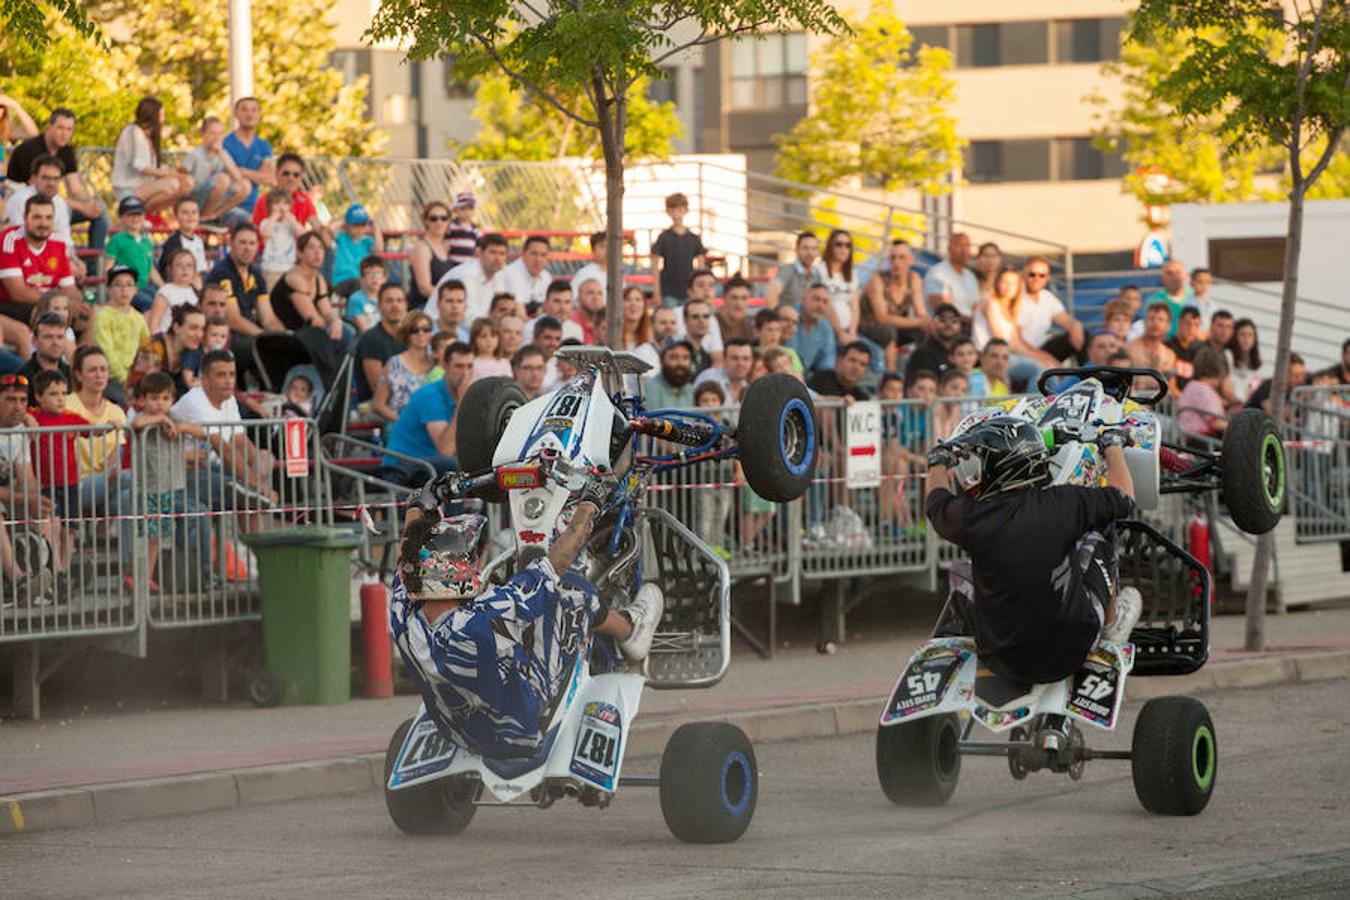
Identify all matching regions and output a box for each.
[1037,365,1169,406]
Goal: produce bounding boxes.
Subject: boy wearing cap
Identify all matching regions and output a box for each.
[333,202,383,291]
[447,192,480,266]
[104,197,160,312]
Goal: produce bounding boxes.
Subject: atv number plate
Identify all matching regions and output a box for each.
[388,716,459,789]
[886,647,966,720]
[1066,652,1124,728]
[569,701,623,791]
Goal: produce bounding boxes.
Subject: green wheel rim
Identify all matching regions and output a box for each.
[1191,725,1216,791]
[1260,433,1285,509]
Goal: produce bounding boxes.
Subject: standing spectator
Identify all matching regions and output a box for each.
[468,317,512,381]
[6,108,108,268]
[695,338,755,405]
[371,311,436,422]
[787,284,838,377]
[1191,267,1215,330]
[104,196,160,311]
[27,369,83,585]
[258,188,302,288]
[903,303,963,386]
[572,277,606,344]
[973,268,1056,386]
[973,241,1003,300]
[181,116,251,225]
[681,298,720,375]
[355,283,407,401]
[111,97,192,215]
[446,192,480,266]
[1167,306,1204,388]
[502,235,552,308]
[4,154,84,279]
[157,197,208,288]
[432,279,470,341]
[923,232,980,319]
[1246,353,1306,414]
[148,248,200,334]
[251,153,330,245]
[333,203,382,290]
[531,316,564,390]
[1205,310,1235,357]
[754,307,803,375]
[93,266,150,396]
[1019,257,1084,363]
[1125,302,1178,377]
[643,339,698,410]
[380,341,475,483]
[222,97,274,214]
[1177,348,1230,440]
[17,312,72,404]
[498,314,524,361]
[978,339,1012,397]
[812,228,859,343]
[408,201,454,311]
[431,232,510,321]
[511,345,548,400]
[523,279,582,343]
[1226,318,1264,404]
[620,286,652,352]
[764,231,819,310]
[205,223,267,364]
[570,232,609,300]
[651,192,705,308]
[127,304,205,398]
[808,341,873,402]
[64,346,126,514]
[0,195,79,357]
[1146,259,1194,339]
[717,275,756,343]
[344,255,387,333]
[861,239,927,370]
[128,371,201,592]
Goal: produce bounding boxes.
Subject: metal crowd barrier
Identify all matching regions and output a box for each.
[1288,385,1350,544]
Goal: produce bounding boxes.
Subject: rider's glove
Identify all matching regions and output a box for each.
[926,443,962,470]
[1096,427,1134,450]
[577,471,618,511]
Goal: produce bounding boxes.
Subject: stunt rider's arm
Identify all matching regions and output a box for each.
[922,444,970,547]
[1103,443,1135,501]
[548,500,599,575]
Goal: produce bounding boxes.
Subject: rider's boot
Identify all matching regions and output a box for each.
[618,583,664,661]
[1102,586,1142,644]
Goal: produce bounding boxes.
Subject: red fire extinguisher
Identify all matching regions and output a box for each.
[1188,508,1211,572]
[360,576,394,698]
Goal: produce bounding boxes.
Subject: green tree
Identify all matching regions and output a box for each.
[0,0,98,50]
[1128,0,1348,651]
[369,0,848,349]
[774,3,962,197]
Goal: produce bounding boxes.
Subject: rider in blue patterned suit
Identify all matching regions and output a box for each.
[390,475,662,760]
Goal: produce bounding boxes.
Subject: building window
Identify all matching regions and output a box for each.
[954,22,1048,67]
[1053,18,1124,63]
[965,139,1052,183]
[730,33,808,110]
[442,56,473,99]
[648,67,677,105]
[1208,237,1286,282]
[1054,138,1129,180]
[908,25,950,57]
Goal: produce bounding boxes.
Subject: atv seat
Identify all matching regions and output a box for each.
[975,668,1034,708]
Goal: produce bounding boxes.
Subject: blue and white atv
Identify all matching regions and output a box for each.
[384,347,817,842]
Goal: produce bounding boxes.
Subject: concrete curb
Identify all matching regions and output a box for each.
[5,649,1349,836]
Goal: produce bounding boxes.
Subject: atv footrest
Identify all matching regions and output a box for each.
[640,508,730,689]
[1117,519,1210,676]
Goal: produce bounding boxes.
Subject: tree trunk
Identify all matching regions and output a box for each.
[599,89,627,351]
[1243,177,1306,650]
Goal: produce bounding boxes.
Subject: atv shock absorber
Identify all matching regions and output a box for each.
[1159,446,1190,474]
[630,417,723,448]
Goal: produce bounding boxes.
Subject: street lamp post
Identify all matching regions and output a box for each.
[228,0,254,107]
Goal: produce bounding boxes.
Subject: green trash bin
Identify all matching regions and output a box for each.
[241,526,362,706]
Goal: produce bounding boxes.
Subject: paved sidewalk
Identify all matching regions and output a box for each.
[3,602,1349,834]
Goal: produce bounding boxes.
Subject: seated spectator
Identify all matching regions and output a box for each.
[573,277,605,344]
[1102,298,1134,344]
[265,232,356,381]
[1246,352,1307,415]
[1191,267,1215,330]
[632,306,680,373]
[808,340,872,403]
[1167,306,1204,388]
[250,152,331,246]
[512,345,547,400]
[765,231,819,310]
[128,304,206,399]
[1325,337,1349,385]
[111,97,192,215]
[752,309,800,373]
[933,369,971,440]
[27,368,83,584]
[555,338,582,382]
[502,234,553,308]
[974,241,1003,300]
[1116,284,1144,339]
[426,332,452,382]
[202,313,230,353]
[431,278,471,342]
[104,196,160,312]
[0,372,58,601]
[1126,302,1178,377]
[716,275,756,343]
[431,232,510,320]
[408,201,453,311]
[0,92,41,177]
[861,240,927,370]
[1178,347,1230,441]
[333,204,382,292]
[904,303,963,386]
[447,192,480,266]
[0,194,79,358]
[468,317,512,382]
[488,291,523,324]
[974,268,1058,386]
[652,193,706,309]
[773,306,807,373]
[621,286,652,352]
[498,314,524,361]
[205,223,268,365]
[1205,310,1235,357]
[761,346,800,381]
[680,298,720,375]
[355,283,408,401]
[380,341,475,484]
[258,187,302,289]
[1147,259,1194,338]
[532,315,565,389]
[93,266,150,399]
[644,338,698,410]
[1084,329,1121,367]
[1226,318,1264,404]
[978,338,1012,397]
[4,153,85,281]
[1019,258,1084,363]
[371,311,436,423]
[787,284,838,377]
[695,337,755,405]
[1108,349,1133,367]
[344,255,387,333]
[221,97,274,215]
[157,196,208,289]
[18,312,73,404]
[27,291,75,363]
[923,231,979,320]
[149,248,201,334]
[811,229,860,343]
[128,371,204,591]
[180,116,251,226]
[65,346,126,515]
[532,280,583,345]
[947,336,986,396]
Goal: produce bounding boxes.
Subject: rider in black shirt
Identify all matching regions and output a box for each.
[924,416,1142,684]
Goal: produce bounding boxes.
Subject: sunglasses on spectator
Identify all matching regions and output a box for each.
[0,374,29,387]
[425,214,449,222]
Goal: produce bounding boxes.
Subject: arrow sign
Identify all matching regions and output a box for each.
[845,401,882,489]
[849,446,878,457]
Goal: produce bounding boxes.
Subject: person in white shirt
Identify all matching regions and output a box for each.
[633,305,680,375]
[502,235,552,308]
[522,279,584,344]
[923,231,981,319]
[1018,257,1084,362]
[430,232,510,321]
[172,350,276,508]
[569,231,607,299]
[4,155,80,277]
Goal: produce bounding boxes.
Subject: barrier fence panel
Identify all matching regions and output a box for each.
[1288,386,1350,544]
[0,423,138,643]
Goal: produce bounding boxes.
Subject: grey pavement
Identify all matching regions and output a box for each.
[3,678,1348,898]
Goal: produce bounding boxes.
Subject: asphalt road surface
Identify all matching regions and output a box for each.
[8,679,1350,899]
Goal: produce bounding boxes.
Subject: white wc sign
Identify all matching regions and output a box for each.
[845,401,882,489]
[284,419,309,477]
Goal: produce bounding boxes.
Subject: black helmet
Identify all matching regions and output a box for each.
[947,415,1050,498]
[401,513,489,601]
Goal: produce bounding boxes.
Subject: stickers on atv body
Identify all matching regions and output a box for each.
[388,715,459,789]
[570,701,624,791]
[880,640,975,726]
[1065,643,1132,730]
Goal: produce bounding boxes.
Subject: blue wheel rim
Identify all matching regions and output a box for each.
[720,751,752,816]
[778,397,815,478]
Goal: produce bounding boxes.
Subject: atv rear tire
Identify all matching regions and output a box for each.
[876,714,961,806]
[1221,410,1284,535]
[736,374,817,502]
[659,722,757,843]
[1131,697,1216,816]
[456,377,528,502]
[383,718,477,835]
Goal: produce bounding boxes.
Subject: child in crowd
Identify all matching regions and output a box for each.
[947,336,986,397]
[332,204,382,291]
[1103,298,1134,344]
[427,331,453,382]
[104,196,160,312]
[933,369,970,440]
[755,307,804,375]
[259,188,301,289]
[148,248,200,334]
[281,372,315,418]
[203,315,231,354]
[760,346,801,381]
[344,255,387,333]
[447,192,480,266]
[469,317,512,382]
[651,192,706,309]
[979,338,1012,397]
[93,266,150,393]
[694,381,734,557]
[129,372,202,592]
[878,372,919,534]
[157,196,207,289]
[27,369,83,583]
[902,368,938,451]
[28,291,76,360]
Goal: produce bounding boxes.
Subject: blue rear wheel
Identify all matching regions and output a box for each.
[660,722,758,843]
[737,375,817,502]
